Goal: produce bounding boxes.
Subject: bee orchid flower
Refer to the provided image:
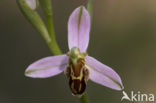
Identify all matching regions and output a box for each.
[25,6,124,96]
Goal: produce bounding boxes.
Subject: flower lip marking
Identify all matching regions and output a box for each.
[65,47,89,95]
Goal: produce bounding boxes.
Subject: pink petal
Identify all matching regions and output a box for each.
[85,56,124,90]
[25,55,68,78]
[68,6,90,52]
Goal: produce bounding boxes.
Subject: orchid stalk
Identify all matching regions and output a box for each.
[39,0,62,55]
[17,0,61,55]
[87,0,93,24]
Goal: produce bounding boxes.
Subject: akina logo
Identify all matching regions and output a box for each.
[121,91,155,102]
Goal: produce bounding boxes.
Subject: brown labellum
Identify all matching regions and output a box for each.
[64,58,89,96]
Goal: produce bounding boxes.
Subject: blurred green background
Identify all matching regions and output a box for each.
[0,0,156,103]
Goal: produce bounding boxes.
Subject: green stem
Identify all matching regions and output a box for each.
[17,0,54,54]
[39,0,62,55]
[87,0,93,24]
[80,93,90,103]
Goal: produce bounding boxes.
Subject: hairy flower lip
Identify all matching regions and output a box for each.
[25,6,124,91]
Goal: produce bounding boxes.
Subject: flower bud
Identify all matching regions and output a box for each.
[25,0,37,10]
